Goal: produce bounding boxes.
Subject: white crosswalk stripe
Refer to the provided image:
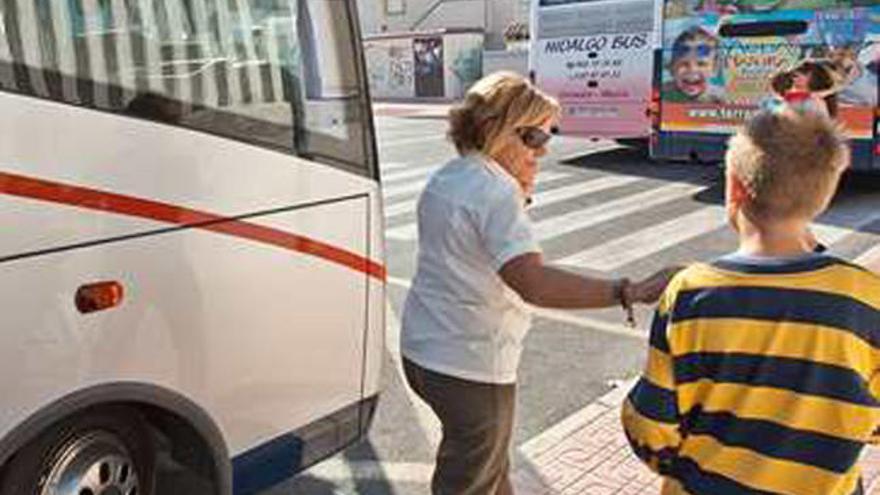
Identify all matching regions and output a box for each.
[381,162,418,173]
[384,174,641,222]
[382,165,440,183]
[385,170,576,240]
[529,175,642,209]
[379,134,449,148]
[532,182,705,242]
[811,203,880,246]
[559,206,727,269]
[856,244,880,268]
[382,170,570,206]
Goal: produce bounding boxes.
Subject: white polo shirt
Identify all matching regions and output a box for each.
[400,153,541,384]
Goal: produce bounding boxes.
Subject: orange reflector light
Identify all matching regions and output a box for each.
[75,281,124,314]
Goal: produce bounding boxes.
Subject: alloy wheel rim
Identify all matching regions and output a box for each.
[40,430,139,495]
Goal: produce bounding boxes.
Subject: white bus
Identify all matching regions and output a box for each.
[529,0,661,144]
[0,0,384,494]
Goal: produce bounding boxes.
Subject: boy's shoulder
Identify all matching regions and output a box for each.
[665,255,880,308]
[668,261,726,288]
[656,262,720,311]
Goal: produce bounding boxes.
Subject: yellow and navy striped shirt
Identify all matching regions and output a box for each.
[622,254,880,495]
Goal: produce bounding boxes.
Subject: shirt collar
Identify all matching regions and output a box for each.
[470,152,523,196]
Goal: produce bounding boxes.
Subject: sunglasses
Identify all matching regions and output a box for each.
[672,43,714,60]
[516,126,557,149]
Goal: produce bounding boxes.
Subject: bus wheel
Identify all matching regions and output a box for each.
[0,406,156,495]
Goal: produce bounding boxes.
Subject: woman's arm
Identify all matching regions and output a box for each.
[498,252,677,309]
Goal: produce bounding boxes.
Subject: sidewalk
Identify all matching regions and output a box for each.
[513,379,880,495]
[372,102,451,119]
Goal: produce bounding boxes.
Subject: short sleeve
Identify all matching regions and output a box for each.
[479,188,541,271]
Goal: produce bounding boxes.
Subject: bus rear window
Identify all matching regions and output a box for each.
[719,21,808,38]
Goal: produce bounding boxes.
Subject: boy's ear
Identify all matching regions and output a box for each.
[727,170,750,208]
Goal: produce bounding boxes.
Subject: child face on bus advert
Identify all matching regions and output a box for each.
[672,39,717,98]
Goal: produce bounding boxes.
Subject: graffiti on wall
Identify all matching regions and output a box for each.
[365,40,414,98]
[451,46,482,88]
[365,33,484,99]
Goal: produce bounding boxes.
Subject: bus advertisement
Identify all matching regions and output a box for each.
[530,0,659,142]
[651,0,879,170]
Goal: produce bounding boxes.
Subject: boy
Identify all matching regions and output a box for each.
[622,110,880,495]
[662,27,723,103]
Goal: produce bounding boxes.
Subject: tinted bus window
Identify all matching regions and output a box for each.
[0,0,373,175]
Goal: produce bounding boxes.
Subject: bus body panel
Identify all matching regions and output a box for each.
[0,0,384,488]
[0,92,374,260]
[0,192,373,457]
[653,0,879,170]
[531,0,656,140]
[363,191,386,415]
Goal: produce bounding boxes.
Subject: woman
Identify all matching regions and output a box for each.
[400,72,677,495]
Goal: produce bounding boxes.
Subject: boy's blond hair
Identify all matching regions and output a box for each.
[448,71,560,157]
[725,110,850,222]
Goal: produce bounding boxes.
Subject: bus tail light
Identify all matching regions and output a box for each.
[76,281,124,314]
[648,87,661,128]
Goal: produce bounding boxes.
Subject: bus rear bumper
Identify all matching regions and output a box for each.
[652,131,880,172]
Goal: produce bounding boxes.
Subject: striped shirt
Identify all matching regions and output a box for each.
[622,253,880,495]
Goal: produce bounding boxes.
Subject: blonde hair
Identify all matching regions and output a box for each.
[725,110,849,222]
[448,71,560,157]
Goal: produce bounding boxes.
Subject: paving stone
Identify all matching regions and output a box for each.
[516,382,880,495]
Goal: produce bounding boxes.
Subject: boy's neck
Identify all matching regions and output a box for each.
[735,215,812,257]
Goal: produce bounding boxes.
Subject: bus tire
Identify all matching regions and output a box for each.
[0,405,156,495]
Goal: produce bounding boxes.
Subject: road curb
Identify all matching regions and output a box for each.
[514,379,880,494]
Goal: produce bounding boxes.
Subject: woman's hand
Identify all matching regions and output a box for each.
[627,266,684,304]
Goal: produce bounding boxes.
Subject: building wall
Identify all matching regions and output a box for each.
[483,49,528,77]
[356,0,383,35]
[369,0,530,49]
[364,31,483,100]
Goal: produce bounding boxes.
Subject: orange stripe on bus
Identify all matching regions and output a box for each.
[0,171,386,281]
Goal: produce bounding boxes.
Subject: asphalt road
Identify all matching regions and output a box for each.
[268,112,880,495]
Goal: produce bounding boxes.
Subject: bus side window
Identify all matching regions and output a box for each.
[0,0,373,177]
[719,21,808,38]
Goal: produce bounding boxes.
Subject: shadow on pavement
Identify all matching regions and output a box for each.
[560,144,725,208]
[559,144,880,237]
[275,476,341,494]
[840,172,880,195]
[345,441,397,495]
[559,145,723,188]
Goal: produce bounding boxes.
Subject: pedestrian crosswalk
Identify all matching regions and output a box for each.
[559,206,726,270]
[380,160,880,272]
